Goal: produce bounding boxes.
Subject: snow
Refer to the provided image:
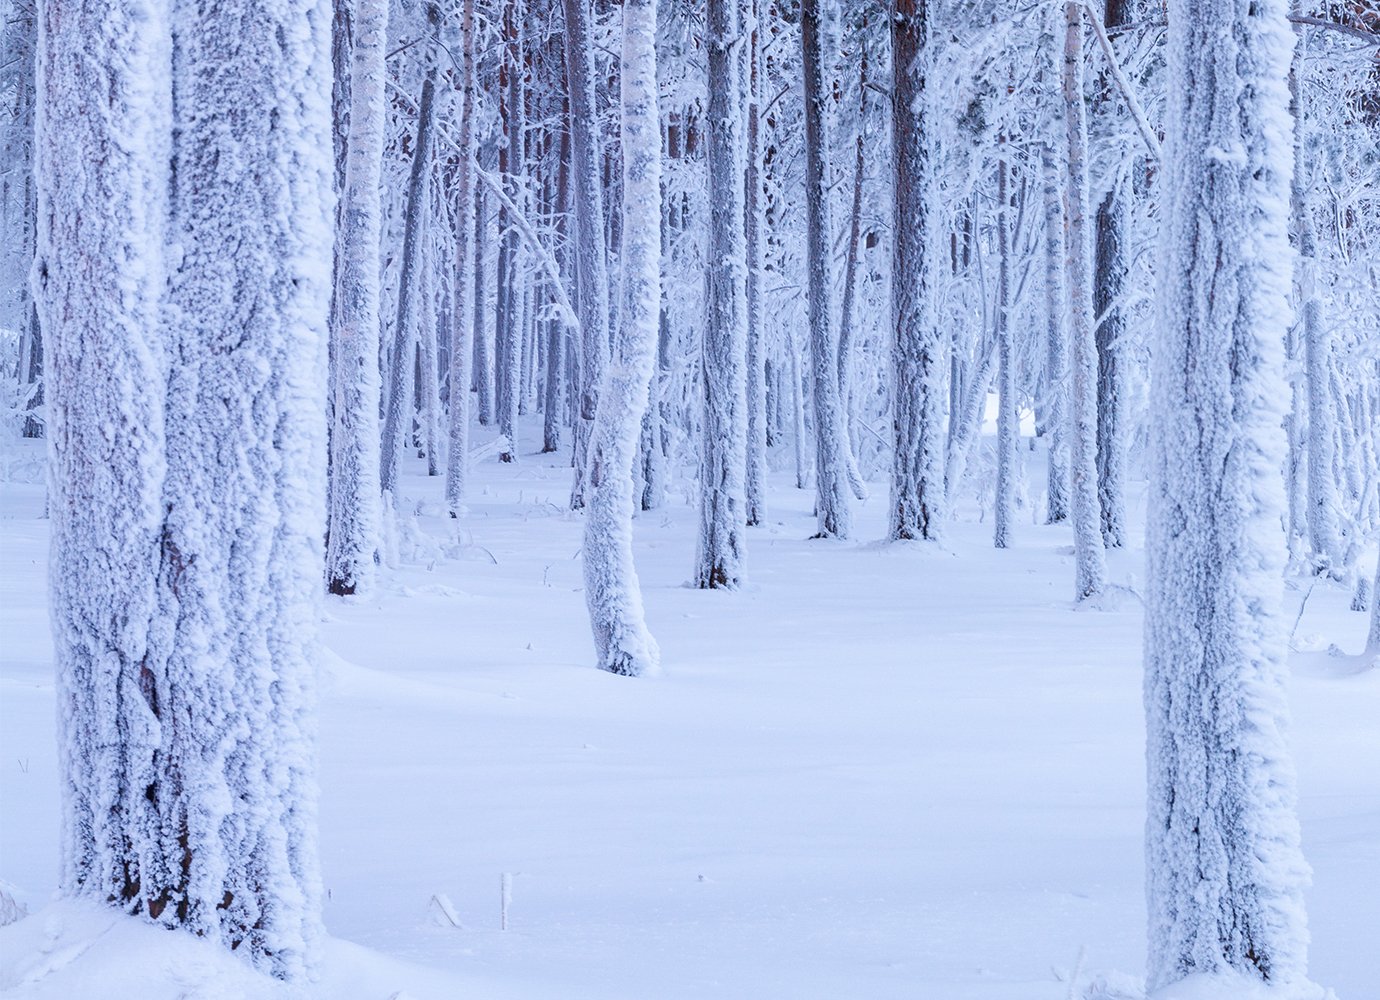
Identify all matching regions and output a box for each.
[2,432,1376,997]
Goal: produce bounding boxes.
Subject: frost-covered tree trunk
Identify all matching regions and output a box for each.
[444,0,477,515]
[326,0,388,595]
[417,243,443,474]
[381,47,439,496]
[159,0,331,974]
[889,0,945,542]
[582,0,660,677]
[37,0,173,946]
[993,153,1015,550]
[473,175,493,425]
[1369,550,1380,655]
[800,0,850,539]
[495,5,522,464]
[41,0,331,978]
[695,0,749,589]
[564,0,611,508]
[1062,3,1106,599]
[1042,135,1070,524]
[1092,0,1129,550]
[1145,0,1321,991]
[744,8,768,528]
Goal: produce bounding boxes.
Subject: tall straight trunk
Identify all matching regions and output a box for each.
[327,0,388,594]
[37,0,174,944]
[583,0,661,677]
[445,0,477,514]
[381,63,438,496]
[1062,3,1106,599]
[563,0,612,508]
[695,0,749,589]
[473,174,493,424]
[1092,0,1129,548]
[496,5,522,463]
[835,26,869,504]
[544,117,571,454]
[800,0,851,538]
[1292,90,1341,574]
[1145,0,1321,990]
[744,5,768,527]
[889,0,945,541]
[1042,136,1070,524]
[994,152,1015,549]
[418,250,442,473]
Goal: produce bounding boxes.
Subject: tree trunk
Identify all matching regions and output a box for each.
[800,0,850,538]
[583,0,661,677]
[445,0,477,514]
[1145,0,1319,989]
[1062,3,1107,599]
[327,0,388,593]
[695,0,749,589]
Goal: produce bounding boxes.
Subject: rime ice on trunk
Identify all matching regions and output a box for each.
[37,0,172,947]
[800,0,851,539]
[994,153,1016,550]
[40,0,332,979]
[381,55,439,496]
[744,8,768,528]
[695,0,749,589]
[1062,3,1106,599]
[563,0,611,509]
[445,0,478,515]
[889,0,945,541]
[1041,135,1070,525]
[582,0,661,677]
[1144,0,1322,992]
[326,0,388,595]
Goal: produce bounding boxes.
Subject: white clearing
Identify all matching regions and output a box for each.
[1,429,1375,998]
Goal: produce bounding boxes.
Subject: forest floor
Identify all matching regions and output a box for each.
[0,425,1376,999]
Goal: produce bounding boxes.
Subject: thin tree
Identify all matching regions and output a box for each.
[582,0,661,677]
[1062,3,1107,599]
[800,0,851,539]
[744,1,768,527]
[445,0,478,515]
[695,0,749,588]
[1144,0,1324,990]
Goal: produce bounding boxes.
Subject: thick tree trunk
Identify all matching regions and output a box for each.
[994,153,1016,549]
[744,6,768,527]
[1145,0,1320,990]
[1042,134,1070,524]
[889,0,945,541]
[445,0,477,514]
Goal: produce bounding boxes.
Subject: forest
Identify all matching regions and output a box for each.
[0,0,1377,997]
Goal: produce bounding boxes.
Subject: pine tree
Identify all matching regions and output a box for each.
[1144,0,1323,990]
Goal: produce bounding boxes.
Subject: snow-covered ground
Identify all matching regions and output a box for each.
[1,429,1376,998]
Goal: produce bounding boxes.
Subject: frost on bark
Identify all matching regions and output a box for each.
[381,37,439,496]
[582,0,661,677]
[327,0,388,594]
[445,0,478,515]
[563,0,611,508]
[1041,134,1070,525]
[744,7,768,528]
[695,0,749,589]
[1062,3,1106,599]
[41,0,331,979]
[993,153,1016,550]
[38,0,173,945]
[1145,0,1322,992]
[889,0,945,542]
[800,0,851,539]
[1092,0,1129,549]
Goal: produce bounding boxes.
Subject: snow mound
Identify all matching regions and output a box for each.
[1149,971,1335,1000]
[0,901,471,1000]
